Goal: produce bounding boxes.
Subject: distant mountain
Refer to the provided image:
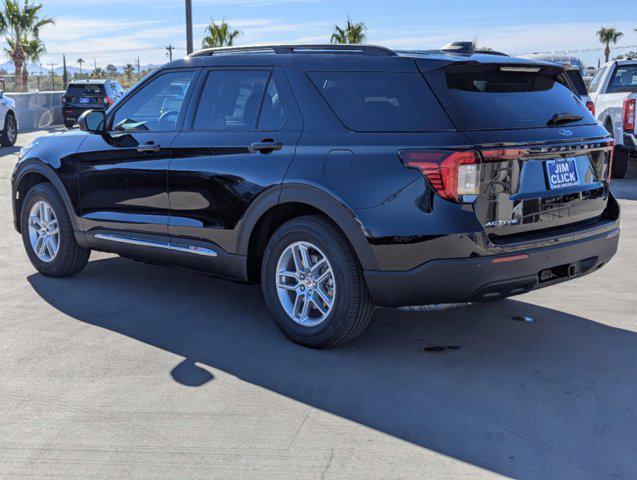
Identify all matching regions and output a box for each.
[0,61,162,75]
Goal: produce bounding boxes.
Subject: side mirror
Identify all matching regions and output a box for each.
[78,110,106,134]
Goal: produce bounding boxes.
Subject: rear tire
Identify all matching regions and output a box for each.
[64,120,74,129]
[261,215,375,348]
[0,112,17,146]
[20,183,90,277]
[612,147,629,179]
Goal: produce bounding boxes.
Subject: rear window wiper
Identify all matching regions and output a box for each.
[547,112,583,126]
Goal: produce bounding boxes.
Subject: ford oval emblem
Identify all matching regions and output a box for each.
[559,129,574,136]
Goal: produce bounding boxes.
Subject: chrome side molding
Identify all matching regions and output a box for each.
[94,233,218,257]
[170,244,218,257]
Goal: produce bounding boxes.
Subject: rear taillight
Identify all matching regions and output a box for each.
[586,100,595,116]
[623,98,635,133]
[399,150,480,203]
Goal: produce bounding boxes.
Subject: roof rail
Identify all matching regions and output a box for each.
[189,44,397,57]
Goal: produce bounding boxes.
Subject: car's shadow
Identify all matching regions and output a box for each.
[612,163,637,200]
[0,145,23,156]
[28,257,637,479]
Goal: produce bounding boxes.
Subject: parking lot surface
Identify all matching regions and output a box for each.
[1,129,636,479]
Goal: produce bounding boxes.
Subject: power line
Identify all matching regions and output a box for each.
[514,44,637,56]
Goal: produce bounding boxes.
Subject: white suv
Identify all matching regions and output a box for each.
[0,80,17,147]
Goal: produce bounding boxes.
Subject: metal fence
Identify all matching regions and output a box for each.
[9,91,64,131]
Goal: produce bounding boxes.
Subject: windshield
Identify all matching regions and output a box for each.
[607,65,637,93]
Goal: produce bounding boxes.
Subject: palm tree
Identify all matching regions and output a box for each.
[597,27,623,63]
[0,0,53,92]
[123,63,134,86]
[330,16,367,44]
[91,66,105,79]
[22,35,44,90]
[76,58,84,79]
[202,19,240,48]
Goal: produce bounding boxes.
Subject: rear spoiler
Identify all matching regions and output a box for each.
[415,56,565,75]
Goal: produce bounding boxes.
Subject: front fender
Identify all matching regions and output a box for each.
[12,160,86,246]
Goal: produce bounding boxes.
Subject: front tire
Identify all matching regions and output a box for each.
[1,112,17,147]
[261,215,375,348]
[20,183,90,277]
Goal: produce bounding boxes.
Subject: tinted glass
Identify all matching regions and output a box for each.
[607,65,637,93]
[112,71,194,131]
[193,70,269,130]
[565,70,588,96]
[426,65,594,131]
[66,83,104,95]
[258,76,286,130]
[309,71,425,132]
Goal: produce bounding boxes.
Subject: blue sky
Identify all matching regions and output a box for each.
[34,0,637,69]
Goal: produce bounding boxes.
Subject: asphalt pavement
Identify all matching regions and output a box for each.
[1,128,636,479]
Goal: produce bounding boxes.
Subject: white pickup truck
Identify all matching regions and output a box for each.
[588,60,637,178]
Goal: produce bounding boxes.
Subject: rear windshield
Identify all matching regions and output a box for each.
[309,71,425,132]
[66,84,104,95]
[607,65,637,93]
[426,64,594,130]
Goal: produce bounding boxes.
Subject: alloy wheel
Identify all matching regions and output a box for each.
[275,241,336,327]
[28,200,60,262]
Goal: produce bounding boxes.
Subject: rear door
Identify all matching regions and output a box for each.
[167,66,302,269]
[418,60,613,242]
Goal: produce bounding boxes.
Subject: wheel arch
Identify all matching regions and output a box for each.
[238,183,378,283]
[13,161,85,245]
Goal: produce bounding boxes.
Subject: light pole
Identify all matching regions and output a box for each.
[185,0,193,55]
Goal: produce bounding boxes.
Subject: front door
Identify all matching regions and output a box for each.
[168,67,302,273]
[77,70,197,255]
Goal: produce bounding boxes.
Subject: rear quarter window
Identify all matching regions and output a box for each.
[308,71,426,132]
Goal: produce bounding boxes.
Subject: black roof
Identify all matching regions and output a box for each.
[68,79,110,84]
[161,43,563,73]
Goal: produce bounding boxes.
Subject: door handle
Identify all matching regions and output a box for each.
[137,142,161,154]
[248,140,283,154]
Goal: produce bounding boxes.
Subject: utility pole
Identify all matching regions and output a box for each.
[49,62,55,90]
[185,0,193,55]
[135,57,141,80]
[166,44,175,62]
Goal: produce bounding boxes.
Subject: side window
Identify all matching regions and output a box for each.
[588,67,605,93]
[309,71,425,132]
[258,75,286,130]
[192,70,270,130]
[111,70,194,131]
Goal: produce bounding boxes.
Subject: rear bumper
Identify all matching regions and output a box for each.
[63,106,106,119]
[364,227,619,307]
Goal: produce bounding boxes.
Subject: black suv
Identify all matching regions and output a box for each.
[13,44,620,348]
[62,79,125,128]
